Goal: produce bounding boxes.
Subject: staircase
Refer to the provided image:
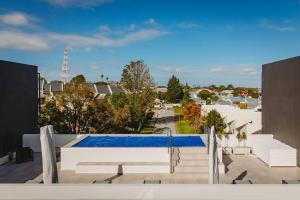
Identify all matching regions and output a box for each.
[172,147,209,174]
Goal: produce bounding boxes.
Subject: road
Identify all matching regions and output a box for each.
[153,108,177,135]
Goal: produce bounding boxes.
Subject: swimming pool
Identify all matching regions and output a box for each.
[61,134,206,173]
[73,136,205,147]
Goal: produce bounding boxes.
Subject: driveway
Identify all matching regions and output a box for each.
[153,108,177,135]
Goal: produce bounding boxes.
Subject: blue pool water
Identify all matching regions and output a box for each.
[73,136,205,147]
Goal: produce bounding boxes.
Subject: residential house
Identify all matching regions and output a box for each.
[94,83,124,98]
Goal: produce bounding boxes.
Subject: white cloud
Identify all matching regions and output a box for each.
[238,67,259,75]
[208,64,259,76]
[258,19,295,32]
[99,25,111,33]
[209,67,224,73]
[0,28,167,51]
[178,22,201,29]
[0,12,31,26]
[47,28,168,47]
[45,0,112,8]
[144,18,157,25]
[84,46,92,52]
[127,24,136,31]
[0,30,50,51]
[162,67,193,73]
[90,62,100,70]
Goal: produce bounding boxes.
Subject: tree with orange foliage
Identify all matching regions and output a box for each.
[182,102,201,130]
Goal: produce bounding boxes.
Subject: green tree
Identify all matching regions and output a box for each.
[167,75,184,103]
[197,90,212,101]
[227,84,234,90]
[127,94,143,131]
[39,100,68,133]
[70,74,86,85]
[181,95,191,106]
[218,85,226,91]
[109,93,128,108]
[203,109,226,135]
[39,78,122,134]
[57,77,95,134]
[86,98,115,133]
[156,91,167,101]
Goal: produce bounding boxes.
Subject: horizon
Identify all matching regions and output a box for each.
[1,0,300,87]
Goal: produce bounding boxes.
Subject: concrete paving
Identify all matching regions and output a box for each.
[220,154,300,184]
[1,152,300,184]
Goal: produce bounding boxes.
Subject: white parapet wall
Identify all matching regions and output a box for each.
[23,134,84,152]
[218,134,297,167]
[252,137,297,167]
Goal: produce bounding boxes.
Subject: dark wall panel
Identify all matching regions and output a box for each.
[262,56,300,165]
[0,60,38,157]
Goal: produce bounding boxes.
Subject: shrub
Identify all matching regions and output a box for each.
[239,102,247,109]
[182,102,201,129]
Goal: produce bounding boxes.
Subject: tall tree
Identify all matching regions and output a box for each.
[120,60,155,132]
[166,75,184,103]
[121,60,154,93]
[70,74,86,85]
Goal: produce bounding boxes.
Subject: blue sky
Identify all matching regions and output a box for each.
[0,0,300,87]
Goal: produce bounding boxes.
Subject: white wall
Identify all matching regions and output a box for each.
[61,147,170,171]
[23,134,83,152]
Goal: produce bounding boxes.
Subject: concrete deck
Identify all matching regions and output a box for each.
[1,153,300,184]
[220,154,300,184]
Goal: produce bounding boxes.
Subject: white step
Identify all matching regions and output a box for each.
[178,147,208,154]
[76,162,170,174]
[174,166,209,173]
[179,153,208,160]
[177,159,208,166]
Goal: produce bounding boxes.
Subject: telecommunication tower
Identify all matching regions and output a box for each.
[61,48,69,84]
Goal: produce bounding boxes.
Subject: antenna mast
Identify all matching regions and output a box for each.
[61,48,69,84]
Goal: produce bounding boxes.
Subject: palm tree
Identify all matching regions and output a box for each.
[241,132,247,147]
[101,74,104,81]
[236,131,242,147]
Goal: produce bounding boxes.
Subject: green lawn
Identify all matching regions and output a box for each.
[173,107,199,134]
